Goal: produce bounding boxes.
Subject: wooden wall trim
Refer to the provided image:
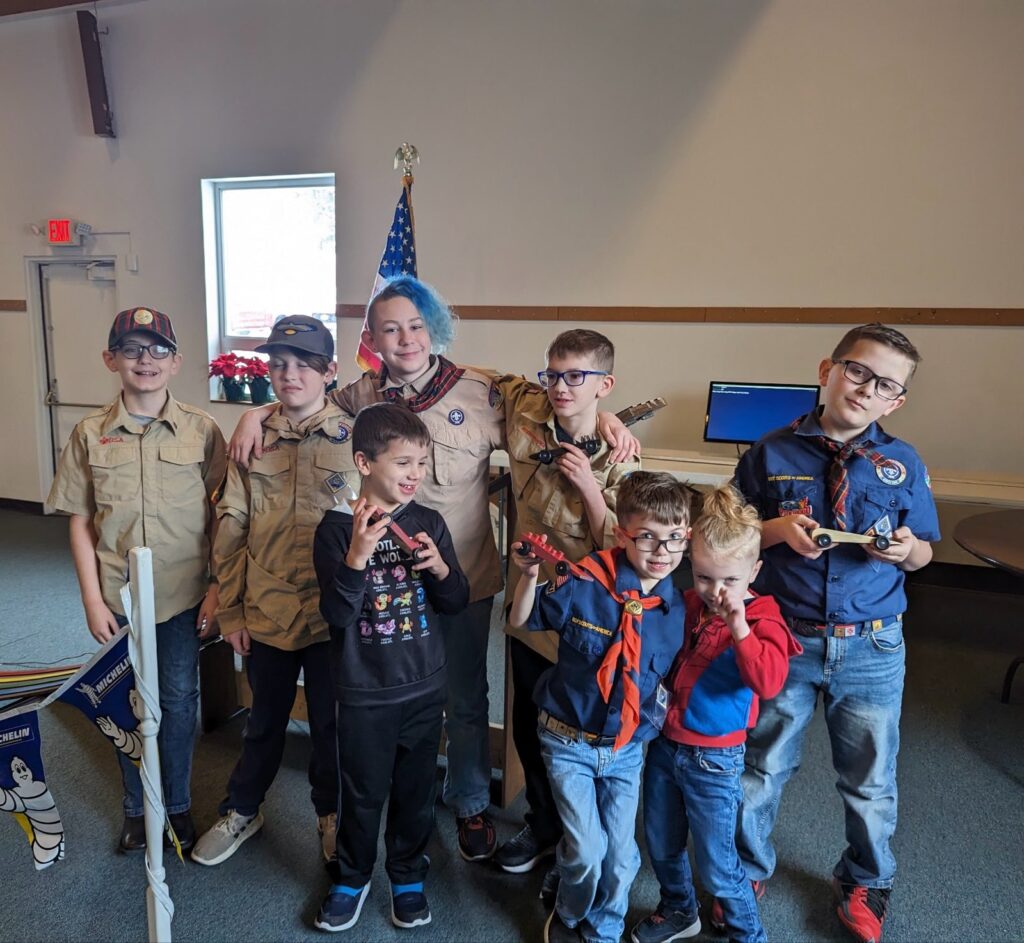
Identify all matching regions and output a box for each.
[0,0,83,15]
[337,304,1024,326]
[0,300,28,312]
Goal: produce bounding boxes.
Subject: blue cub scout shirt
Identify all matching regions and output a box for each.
[526,550,685,741]
[734,412,941,624]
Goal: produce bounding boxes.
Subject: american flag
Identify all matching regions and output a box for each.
[354,178,417,372]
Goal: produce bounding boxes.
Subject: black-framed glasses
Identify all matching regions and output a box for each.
[832,359,907,401]
[537,369,608,389]
[623,533,688,553]
[111,342,175,360]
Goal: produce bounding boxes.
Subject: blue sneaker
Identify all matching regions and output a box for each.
[314,883,370,933]
[391,883,431,928]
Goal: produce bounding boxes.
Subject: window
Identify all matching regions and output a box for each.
[203,174,336,358]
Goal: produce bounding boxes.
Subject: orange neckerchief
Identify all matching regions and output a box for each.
[576,548,664,751]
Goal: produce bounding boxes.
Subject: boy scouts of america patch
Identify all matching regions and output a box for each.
[488,382,503,410]
[324,472,347,494]
[328,422,350,444]
[876,460,907,486]
[779,497,812,517]
[448,409,465,425]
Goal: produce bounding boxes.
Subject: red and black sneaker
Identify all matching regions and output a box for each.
[709,880,767,933]
[456,813,497,862]
[833,878,890,943]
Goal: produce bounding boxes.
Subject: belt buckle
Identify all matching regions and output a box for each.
[832,624,856,638]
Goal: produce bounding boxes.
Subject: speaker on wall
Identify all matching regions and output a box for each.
[76,10,115,138]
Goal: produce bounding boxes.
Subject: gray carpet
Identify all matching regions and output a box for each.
[1,507,1022,942]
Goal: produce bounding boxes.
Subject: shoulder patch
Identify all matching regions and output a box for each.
[488,382,503,410]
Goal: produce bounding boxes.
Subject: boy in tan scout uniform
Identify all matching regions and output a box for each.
[191,316,356,868]
[229,277,638,864]
[494,328,640,877]
[47,307,226,854]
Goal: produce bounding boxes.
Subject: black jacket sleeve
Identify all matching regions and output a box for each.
[421,512,470,616]
[314,515,369,631]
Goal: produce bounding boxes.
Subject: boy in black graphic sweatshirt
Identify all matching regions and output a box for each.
[313,403,469,933]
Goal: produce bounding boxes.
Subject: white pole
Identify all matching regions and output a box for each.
[126,547,174,943]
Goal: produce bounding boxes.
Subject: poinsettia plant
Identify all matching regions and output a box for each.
[209,353,269,381]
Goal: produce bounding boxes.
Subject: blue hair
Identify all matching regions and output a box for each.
[366,275,458,354]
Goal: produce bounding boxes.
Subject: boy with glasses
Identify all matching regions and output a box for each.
[732,323,939,943]
[47,307,225,853]
[507,471,692,943]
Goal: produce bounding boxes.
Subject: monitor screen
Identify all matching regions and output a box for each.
[703,381,820,445]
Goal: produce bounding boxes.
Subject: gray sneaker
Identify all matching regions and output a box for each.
[317,812,337,863]
[630,905,700,943]
[190,809,264,866]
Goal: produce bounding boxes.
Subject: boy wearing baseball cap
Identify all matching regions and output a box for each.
[191,316,357,868]
[47,306,226,854]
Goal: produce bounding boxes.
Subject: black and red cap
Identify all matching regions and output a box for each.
[108,307,177,350]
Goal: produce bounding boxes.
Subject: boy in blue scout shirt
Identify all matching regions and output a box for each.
[732,323,940,943]
[507,472,693,943]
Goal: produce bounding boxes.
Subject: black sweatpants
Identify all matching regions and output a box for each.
[509,636,564,847]
[331,687,446,887]
[221,639,337,818]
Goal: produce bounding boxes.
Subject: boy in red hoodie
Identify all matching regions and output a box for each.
[631,486,801,943]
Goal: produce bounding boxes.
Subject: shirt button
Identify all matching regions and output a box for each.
[889,500,898,508]
[829,575,839,583]
[609,707,618,715]
[829,611,840,620]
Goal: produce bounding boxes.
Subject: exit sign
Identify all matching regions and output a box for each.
[47,219,78,245]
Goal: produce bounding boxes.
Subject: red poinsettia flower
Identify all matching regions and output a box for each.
[244,356,270,379]
[209,352,245,379]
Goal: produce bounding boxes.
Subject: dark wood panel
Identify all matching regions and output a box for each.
[0,300,28,311]
[0,0,83,15]
[337,303,1024,326]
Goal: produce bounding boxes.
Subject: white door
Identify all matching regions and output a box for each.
[40,262,120,493]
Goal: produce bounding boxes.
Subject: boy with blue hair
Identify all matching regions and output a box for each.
[733,323,939,943]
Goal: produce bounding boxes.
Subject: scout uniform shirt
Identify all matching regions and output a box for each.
[214,401,357,651]
[47,393,226,624]
[499,375,640,663]
[330,355,507,604]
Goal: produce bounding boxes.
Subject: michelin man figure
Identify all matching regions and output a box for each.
[95,687,144,761]
[0,756,65,870]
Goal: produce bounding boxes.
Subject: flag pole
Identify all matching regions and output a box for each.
[127,548,174,943]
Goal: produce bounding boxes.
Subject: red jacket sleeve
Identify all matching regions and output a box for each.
[732,594,803,701]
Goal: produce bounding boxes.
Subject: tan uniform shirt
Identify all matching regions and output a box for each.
[331,356,507,604]
[46,393,226,624]
[214,402,357,651]
[497,375,641,662]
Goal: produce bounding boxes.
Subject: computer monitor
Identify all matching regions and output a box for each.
[703,381,820,445]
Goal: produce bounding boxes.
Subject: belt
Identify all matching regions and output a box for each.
[538,709,616,747]
[787,614,902,639]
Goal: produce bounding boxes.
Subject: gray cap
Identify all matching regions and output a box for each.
[255,315,334,359]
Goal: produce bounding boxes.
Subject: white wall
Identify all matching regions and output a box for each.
[1,0,1022,506]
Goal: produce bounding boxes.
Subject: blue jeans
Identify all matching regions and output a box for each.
[441,596,493,818]
[643,737,766,943]
[538,724,643,943]
[738,619,905,889]
[117,604,201,817]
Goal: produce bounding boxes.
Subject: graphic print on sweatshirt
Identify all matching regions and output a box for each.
[359,534,427,647]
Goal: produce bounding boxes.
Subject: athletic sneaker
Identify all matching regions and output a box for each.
[457,812,497,861]
[710,879,766,933]
[317,812,337,863]
[834,878,890,943]
[391,887,432,928]
[493,825,557,874]
[543,909,581,943]
[630,904,701,943]
[190,809,264,866]
[315,883,370,933]
[539,864,561,908]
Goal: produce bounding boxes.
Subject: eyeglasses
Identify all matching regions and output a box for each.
[832,359,907,401]
[112,342,175,360]
[623,533,688,553]
[537,369,608,389]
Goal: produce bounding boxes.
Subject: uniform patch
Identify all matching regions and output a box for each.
[779,497,812,517]
[767,475,815,482]
[98,435,124,445]
[866,513,893,538]
[324,472,347,494]
[876,460,907,486]
[333,422,350,443]
[132,308,153,325]
[488,382,503,410]
[924,468,932,489]
[448,408,465,426]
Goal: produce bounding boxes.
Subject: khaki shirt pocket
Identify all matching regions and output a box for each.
[245,550,303,634]
[88,445,139,502]
[312,449,357,511]
[158,444,206,506]
[431,439,480,486]
[249,451,292,512]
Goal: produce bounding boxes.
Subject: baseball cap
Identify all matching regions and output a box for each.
[108,307,177,350]
[255,315,335,359]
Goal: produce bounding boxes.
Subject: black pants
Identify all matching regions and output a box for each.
[509,636,564,846]
[331,688,445,887]
[221,639,337,818]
